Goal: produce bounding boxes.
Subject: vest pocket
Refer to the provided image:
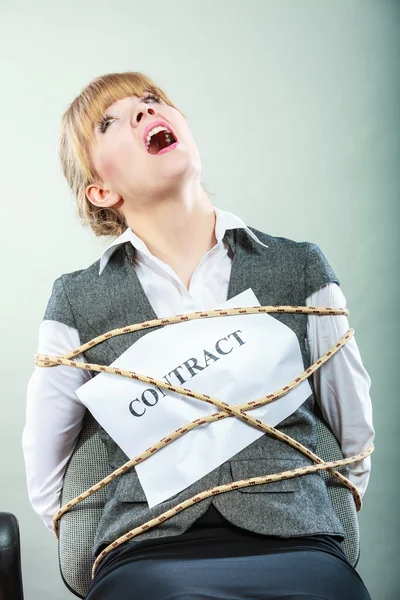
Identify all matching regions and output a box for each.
[229,458,302,493]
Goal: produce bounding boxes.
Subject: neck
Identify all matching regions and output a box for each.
[122,183,217,289]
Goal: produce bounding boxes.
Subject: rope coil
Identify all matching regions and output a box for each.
[34,305,375,579]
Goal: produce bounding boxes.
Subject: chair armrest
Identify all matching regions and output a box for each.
[0,513,24,600]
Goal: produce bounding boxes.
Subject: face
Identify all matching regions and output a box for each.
[87,92,202,211]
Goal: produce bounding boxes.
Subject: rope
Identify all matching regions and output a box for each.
[34,305,375,579]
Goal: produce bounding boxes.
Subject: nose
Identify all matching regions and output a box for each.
[132,102,157,126]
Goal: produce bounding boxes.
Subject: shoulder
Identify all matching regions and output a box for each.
[53,238,129,291]
[57,257,101,291]
[43,246,125,325]
[246,226,340,294]
[48,256,100,298]
[247,226,332,262]
[247,226,309,251]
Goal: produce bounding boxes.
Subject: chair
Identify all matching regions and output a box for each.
[58,404,360,598]
[0,410,359,599]
[0,512,24,600]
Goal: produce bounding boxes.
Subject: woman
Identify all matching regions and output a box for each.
[22,71,374,599]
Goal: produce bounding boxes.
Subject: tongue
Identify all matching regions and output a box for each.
[148,131,175,155]
[148,135,160,155]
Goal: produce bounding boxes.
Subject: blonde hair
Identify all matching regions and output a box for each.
[59,72,187,237]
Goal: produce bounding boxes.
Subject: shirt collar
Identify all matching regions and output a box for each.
[98,206,268,275]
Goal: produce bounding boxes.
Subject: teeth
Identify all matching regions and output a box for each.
[146,126,174,150]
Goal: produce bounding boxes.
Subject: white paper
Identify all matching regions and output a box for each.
[76,289,311,507]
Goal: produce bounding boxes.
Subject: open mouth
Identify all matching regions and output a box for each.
[146,127,178,155]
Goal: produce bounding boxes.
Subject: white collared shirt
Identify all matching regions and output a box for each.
[22,207,374,531]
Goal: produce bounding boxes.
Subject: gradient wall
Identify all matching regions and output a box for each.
[1,1,398,598]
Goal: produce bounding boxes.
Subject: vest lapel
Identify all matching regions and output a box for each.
[225,228,269,302]
[96,242,161,360]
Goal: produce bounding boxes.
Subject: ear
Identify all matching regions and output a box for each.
[85,183,122,209]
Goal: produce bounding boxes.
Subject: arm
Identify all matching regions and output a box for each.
[306,282,375,497]
[22,320,91,530]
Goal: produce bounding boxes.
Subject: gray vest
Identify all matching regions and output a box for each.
[44,227,345,555]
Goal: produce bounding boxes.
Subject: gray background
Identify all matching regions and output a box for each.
[1,0,398,598]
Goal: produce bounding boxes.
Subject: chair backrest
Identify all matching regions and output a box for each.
[59,407,359,598]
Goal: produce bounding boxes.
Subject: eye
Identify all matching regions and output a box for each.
[97,113,118,134]
[141,92,161,104]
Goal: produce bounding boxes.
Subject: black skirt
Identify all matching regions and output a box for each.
[86,506,371,600]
